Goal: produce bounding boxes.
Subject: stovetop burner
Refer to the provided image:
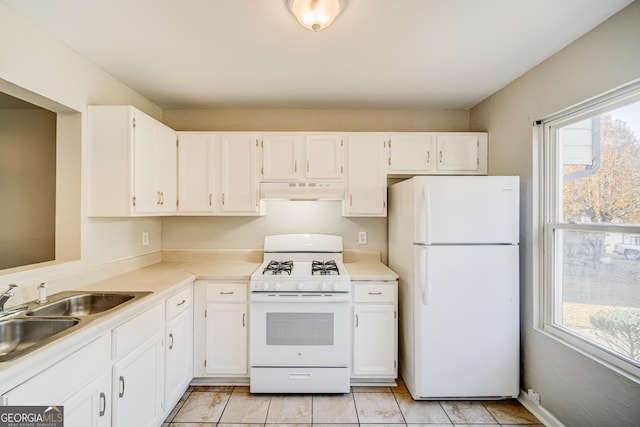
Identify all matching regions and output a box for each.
[312,260,340,275]
[262,260,294,275]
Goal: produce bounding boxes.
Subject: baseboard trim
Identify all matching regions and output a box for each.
[518,389,566,427]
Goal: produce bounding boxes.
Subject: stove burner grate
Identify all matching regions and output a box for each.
[263,260,294,275]
[312,260,339,275]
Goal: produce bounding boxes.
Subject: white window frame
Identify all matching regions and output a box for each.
[538,80,640,380]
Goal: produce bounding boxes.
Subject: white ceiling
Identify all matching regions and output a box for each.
[3,0,634,110]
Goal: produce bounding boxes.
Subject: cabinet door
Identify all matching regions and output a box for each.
[165,310,193,409]
[133,111,158,214]
[344,134,387,216]
[353,304,396,377]
[154,122,177,213]
[220,134,259,214]
[1,336,110,427]
[262,134,302,180]
[205,303,248,375]
[435,134,479,171]
[305,134,343,179]
[177,133,216,213]
[113,334,164,427]
[63,373,111,427]
[388,134,433,172]
[133,113,176,214]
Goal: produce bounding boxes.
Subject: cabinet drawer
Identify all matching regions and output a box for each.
[112,303,163,359]
[206,282,247,301]
[353,283,396,303]
[166,285,192,320]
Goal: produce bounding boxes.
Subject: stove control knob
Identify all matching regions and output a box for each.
[262,282,270,291]
[331,282,339,291]
[274,282,282,291]
[319,282,327,291]
[296,282,305,290]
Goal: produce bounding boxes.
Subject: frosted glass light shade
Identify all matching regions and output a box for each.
[288,0,344,32]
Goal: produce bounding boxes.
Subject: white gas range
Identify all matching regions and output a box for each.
[249,234,351,394]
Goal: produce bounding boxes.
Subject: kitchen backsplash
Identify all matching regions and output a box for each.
[161,200,388,263]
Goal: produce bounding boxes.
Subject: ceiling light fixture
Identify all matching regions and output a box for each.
[288,0,345,32]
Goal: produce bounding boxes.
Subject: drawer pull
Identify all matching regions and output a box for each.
[220,291,234,295]
[368,291,383,295]
[169,333,174,350]
[99,392,106,416]
[176,299,186,306]
[118,376,125,398]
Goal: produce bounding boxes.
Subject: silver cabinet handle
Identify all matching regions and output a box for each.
[176,299,186,306]
[209,193,213,206]
[355,314,359,328]
[220,291,234,295]
[118,376,125,398]
[169,333,174,350]
[99,392,106,416]
[242,313,246,327]
[368,291,382,295]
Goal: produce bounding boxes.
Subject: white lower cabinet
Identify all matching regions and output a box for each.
[111,303,165,427]
[0,283,195,427]
[164,285,194,409]
[194,281,248,378]
[2,335,111,427]
[112,333,164,427]
[352,282,398,380]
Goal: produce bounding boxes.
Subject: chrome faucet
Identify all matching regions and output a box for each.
[0,284,18,312]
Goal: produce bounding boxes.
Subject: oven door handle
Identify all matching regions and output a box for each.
[250,294,351,303]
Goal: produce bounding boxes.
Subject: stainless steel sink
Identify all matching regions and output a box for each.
[26,293,137,317]
[0,318,80,362]
[0,290,151,363]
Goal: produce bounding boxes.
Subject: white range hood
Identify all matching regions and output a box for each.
[260,181,344,201]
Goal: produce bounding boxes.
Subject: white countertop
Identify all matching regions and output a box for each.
[0,252,397,392]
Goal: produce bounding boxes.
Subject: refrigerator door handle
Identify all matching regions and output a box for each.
[416,185,431,244]
[416,245,430,305]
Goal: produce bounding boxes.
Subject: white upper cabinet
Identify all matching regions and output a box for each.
[261,134,302,180]
[388,133,433,173]
[387,132,487,175]
[88,105,177,216]
[435,133,483,171]
[177,132,217,214]
[220,133,263,215]
[305,134,343,179]
[343,134,387,217]
[261,133,343,181]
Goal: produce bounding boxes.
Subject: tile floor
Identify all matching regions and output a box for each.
[162,379,543,426]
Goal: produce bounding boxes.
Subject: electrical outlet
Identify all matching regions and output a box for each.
[358,231,368,245]
[142,231,149,246]
[528,388,540,405]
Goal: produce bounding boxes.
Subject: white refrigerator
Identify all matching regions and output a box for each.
[389,176,520,399]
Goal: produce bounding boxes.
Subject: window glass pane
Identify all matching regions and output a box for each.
[557,228,640,363]
[560,100,640,224]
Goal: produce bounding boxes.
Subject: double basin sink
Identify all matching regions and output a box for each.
[0,290,151,363]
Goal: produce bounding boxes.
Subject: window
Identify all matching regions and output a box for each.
[540,82,640,377]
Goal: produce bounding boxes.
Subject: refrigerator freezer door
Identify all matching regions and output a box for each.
[414,176,519,244]
[413,244,519,398]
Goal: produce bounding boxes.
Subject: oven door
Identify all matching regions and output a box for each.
[250,293,351,367]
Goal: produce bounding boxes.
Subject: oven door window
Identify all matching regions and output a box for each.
[267,312,334,346]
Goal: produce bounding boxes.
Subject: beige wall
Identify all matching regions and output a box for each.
[163,108,470,132]
[470,2,640,426]
[0,109,56,269]
[0,2,162,301]
[162,108,470,261]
